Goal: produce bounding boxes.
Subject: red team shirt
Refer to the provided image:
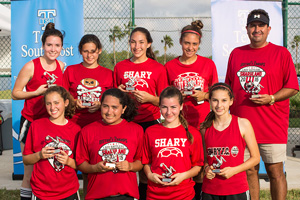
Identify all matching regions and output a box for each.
[23,118,80,199]
[142,124,204,200]
[21,57,63,122]
[202,115,248,196]
[114,58,168,123]
[63,63,113,127]
[76,120,144,200]
[165,55,218,129]
[226,43,299,143]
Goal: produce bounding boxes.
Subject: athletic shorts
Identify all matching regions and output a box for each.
[32,191,80,200]
[244,143,286,163]
[138,119,160,132]
[96,195,134,200]
[19,116,32,144]
[202,191,250,200]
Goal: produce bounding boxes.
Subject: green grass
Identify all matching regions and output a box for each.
[0,189,299,200]
[0,90,11,99]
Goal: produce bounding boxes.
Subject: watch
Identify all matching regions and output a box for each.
[269,95,275,105]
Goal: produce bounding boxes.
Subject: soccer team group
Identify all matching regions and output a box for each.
[12,8,299,200]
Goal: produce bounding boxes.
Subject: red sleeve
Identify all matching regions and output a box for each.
[156,67,169,96]
[225,51,234,86]
[62,67,71,90]
[113,65,119,88]
[282,49,299,90]
[190,127,204,167]
[142,130,151,165]
[75,128,90,166]
[23,125,34,155]
[133,125,144,162]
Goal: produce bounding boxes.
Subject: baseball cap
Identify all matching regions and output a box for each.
[247,11,269,26]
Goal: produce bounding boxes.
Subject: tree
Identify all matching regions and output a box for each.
[123,22,133,59]
[161,35,174,64]
[109,26,125,65]
[291,35,300,73]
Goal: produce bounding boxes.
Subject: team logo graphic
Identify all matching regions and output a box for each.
[157,147,183,158]
[45,135,72,172]
[231,146,239,157]
[237,66,266,94]
[37,9,56,31]
[98,142,129,164]
[77,78,102,106]
[174,72,204,91]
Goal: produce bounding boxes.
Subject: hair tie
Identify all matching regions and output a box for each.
[182,30,201,38]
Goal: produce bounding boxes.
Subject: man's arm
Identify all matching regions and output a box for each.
[250,88,298,105]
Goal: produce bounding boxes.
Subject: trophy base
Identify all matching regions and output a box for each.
[197,100,204,104]
[82,102,92,106]
[184,91,193,95]
[212,169,221,173]
[52,149,61,154]
[162,178,172,182]
[251,94,260,98]
[126,87,135,91]
[105,163,116,168]
[48,84,57,88]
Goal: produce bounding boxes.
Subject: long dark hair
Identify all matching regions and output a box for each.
[100,88,138,122]
[78,34,102,63]
[200,83,234,130]
[41,22,64,46]
[130,27,156,60]
[159,86,193,143]
[44,86,76,119]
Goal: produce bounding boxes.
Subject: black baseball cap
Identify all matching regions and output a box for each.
[247,10,270,26]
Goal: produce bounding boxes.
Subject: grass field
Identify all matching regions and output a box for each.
[0,189,299,200]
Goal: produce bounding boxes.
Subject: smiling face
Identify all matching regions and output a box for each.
[209,89,233,117]
[130,31,151,62]
[80,42,101,67]
[160,97,182,127]
[246,22,271,48]
[42,35,63,61]
[45,92,69,122]
[180,33,200,60]
[101,95,127,125]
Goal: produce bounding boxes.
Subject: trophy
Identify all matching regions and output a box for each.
[160,163,176,182]
[183,77,195,95]
[244,81,264,98]
[105,147,118,169]
[125,77,136,91]
[210,154,226,173]
[44,72,58,87]
[194,86,204,104]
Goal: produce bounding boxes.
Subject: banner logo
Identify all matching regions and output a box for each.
[38,9,56,30]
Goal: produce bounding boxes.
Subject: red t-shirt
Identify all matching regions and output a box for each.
[165,55,218,129]
[63,63,113,128]
[114,58,168,123]
[23,118,80,199]
[76,120,144,200]
[142,124,204,200]
[202,115,248,196]
[225,43,299,143]
[21,57,63,122]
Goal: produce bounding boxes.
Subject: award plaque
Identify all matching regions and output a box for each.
[44,72,58,88]
[125,77,136,91]
[160,163,176,182]
[183,77,195,95]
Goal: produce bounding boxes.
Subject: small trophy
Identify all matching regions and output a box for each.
[183,77,194,95]
[82,95,92,107]
[194,86,204,104]
[210,155,226,173]
[160,163,176,182]
[105,147,118,169]
[44,72,58,88]
[125,77,136,91]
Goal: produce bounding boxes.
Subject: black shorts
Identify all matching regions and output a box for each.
[138,119,160,132]
[202,191,250,200]
[96,195,134,200]
[19,116,31,144]
[32,191,80,200]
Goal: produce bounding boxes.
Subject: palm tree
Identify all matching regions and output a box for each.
[161,35,174,64]
[123,22,133,59]
[291,35,300,73]
[109,26,125,65]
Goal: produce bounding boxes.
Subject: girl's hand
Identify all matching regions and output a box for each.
[219,167,236,179]
[165,172,186,186]
[131,90,152,103]
[88,101,101,113]
[147,172,165,185]
[76,99,87,110]
[118,84,127,92]
[190,90,208,102]
[205,165,216,180]
[55,150,69,165]
[35,84,48,96]
[96,161,114,173]
[39,146,55,160]
[116,160,131,172]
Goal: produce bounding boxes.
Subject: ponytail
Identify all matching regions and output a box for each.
[179,112,193,144]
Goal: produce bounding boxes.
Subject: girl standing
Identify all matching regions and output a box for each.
[201,83,260,199]
[23,86,81,200]
[11,22,64,200]
[143,86,204,200]
[76,88,144,200]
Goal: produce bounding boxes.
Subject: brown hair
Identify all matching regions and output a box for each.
[159,86,193,143]
[41,22,64,46]
[180,20,204,43]
[44,86,75,118]
[200,83,234,130]
[78,34,102,62]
